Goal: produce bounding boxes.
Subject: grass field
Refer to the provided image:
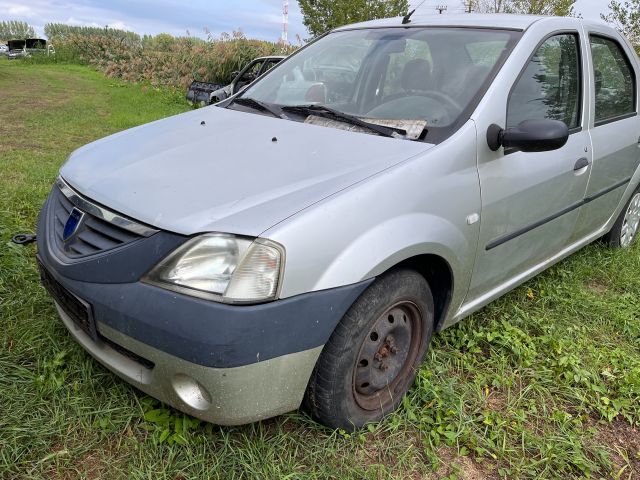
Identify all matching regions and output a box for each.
[1,61,639,479]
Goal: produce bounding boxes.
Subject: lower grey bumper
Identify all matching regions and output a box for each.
[57,303,322,425]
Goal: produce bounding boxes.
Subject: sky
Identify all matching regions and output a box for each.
[0,0,614,42]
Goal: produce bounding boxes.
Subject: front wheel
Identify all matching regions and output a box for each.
[604,186,640,248]
[304,269,434,430]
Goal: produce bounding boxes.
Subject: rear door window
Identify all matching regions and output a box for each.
[590,35,636,125]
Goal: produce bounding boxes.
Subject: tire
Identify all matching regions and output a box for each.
[304,269,434,431]
[603,186,640,248]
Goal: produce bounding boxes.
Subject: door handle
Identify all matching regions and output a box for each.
[573,157,590,171]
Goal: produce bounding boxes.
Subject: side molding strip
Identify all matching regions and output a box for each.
[486,177,632,251]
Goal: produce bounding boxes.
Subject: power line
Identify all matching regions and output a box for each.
[409,1,471,14]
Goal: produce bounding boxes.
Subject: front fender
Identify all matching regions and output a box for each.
[309,213,474,325]
[314,213,466,291]
[267,120,481,321]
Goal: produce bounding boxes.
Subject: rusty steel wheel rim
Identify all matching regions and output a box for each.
[352,301,423,411]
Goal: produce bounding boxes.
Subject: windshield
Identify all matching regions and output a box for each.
[240,27,520,142]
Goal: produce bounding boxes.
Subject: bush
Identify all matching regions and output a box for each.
[38,29,296,88]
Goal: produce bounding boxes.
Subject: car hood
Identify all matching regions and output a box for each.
[60,106,432,236]
[7,40,25,49]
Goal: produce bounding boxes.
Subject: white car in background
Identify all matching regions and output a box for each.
[0,44,8,56]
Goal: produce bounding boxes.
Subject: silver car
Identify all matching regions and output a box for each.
[36,14,640,430]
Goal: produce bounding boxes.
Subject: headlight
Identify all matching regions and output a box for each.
[145,234,284,304]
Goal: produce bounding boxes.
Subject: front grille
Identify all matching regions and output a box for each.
[51,186,143,259]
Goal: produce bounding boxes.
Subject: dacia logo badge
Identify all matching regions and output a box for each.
[63,207,85,242]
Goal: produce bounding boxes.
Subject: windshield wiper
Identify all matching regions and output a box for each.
[282,104,400,139]
[229,97,287,119]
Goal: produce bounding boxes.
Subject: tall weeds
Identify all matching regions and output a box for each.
[37,29,296,88]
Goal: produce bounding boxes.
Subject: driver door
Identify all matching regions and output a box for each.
[234,60,264,93]
[467,32,592,301]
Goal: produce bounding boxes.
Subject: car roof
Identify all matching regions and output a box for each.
[256,55,286,61]
[334,13,595,32]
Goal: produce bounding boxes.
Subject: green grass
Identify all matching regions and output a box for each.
[1,60,639,479]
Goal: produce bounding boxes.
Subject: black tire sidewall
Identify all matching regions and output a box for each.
[308,269,434,430]
[606,185,640,248]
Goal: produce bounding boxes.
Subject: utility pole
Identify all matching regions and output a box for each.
[436,4,448,14]
[282,0,289,44]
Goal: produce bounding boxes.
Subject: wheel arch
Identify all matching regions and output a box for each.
[304,214,470,330]
[380,253,454,332]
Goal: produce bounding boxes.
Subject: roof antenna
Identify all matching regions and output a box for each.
[402,9,416,24]
[402,0,427,24]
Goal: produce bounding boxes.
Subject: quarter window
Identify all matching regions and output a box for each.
[590,35,636,123]
[507,34,581,129]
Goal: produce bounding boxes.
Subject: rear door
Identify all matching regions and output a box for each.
[572,30,640,239]
[468,31,592,300]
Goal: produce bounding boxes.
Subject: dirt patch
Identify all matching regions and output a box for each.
[0,102,72,153]
[357,428,433,479]
[485,391,507,411]
[37,436,125,480]
[586,280,608,295]
[435,446,498,480]
[0,140,48,153]
[0,70,78,143]
[593,418,640,477]
[67,449,107,480]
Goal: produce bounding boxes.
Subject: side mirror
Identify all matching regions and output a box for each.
[487,119,569,153]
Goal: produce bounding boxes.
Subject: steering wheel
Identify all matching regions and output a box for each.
[376,90,462,113]
[411,90,462,112]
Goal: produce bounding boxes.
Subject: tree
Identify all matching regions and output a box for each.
[149,33,177,51]
[475,0,575,15]
[44,23,140,43]
[0,20,36,40]
[602,0,640,45]
[298,0,409,37]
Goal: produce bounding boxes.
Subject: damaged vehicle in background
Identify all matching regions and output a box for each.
[7,38,54,59]
[186,55,285,104]
[36,14,640,430]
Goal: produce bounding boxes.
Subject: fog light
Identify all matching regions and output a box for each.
[172,374,212,410]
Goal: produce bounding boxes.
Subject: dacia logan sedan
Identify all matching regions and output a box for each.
[37,14,640,430]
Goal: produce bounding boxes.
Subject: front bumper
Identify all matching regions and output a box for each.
[37,256,369,425]
[37,185,372,424]
[56,302,322,425]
